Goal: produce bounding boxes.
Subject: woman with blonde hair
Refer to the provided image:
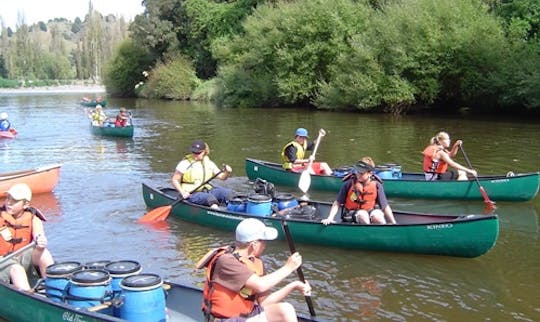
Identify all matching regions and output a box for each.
[422,131,477,181]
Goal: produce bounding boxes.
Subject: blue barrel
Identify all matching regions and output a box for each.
[67,269,112,310]
[273,193,299,211]
[105,260,142,294]
[45,261,82,302]
[375,165,393,180]
[226,194,248,213]
[119,274,166,322]
[246,194,273,217]
[386,163,402,179]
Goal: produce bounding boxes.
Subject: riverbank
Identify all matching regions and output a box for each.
[0,85,105,94]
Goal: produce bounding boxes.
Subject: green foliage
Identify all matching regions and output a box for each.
[139,54,201,100]
[103,39,154,97]
[0,78,19,88]
[213,0,368,107]
[490,0,540,40]
[317,0,508,113]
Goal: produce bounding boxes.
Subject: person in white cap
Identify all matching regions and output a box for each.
[88,104,108,126]
[0,183,54,290]
[198,218,311,321]
[281,127,332,175]
[0,112,11,132]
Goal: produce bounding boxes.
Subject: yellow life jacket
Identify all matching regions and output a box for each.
[281,140,307,170]
[180,154,214,192]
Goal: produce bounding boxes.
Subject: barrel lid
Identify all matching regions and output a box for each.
[85,260,111,269]
[375,165,391,170]
[121,273,162,289]
[248,193,272,202]
[104,260,141,275]
[274,193,295,201]
[46,261,82,276]
[70,269,110,284]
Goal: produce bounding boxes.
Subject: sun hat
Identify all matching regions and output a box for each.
[354,160,375,174]
[235,218,278,243]
[7,183,32,202]
[190,139,206,153]
[95,104,102,109]
[0,112,8,120]
[295,128,309,137]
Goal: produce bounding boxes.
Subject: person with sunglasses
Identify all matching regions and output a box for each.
[172,139,233,208]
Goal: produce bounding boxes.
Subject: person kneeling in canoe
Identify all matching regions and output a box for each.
[197,218,311,321]
[172,139,233,208]
[322,157,396,225]
[281,127,333,175]
[0,183,54,291]
[423,131,477,181]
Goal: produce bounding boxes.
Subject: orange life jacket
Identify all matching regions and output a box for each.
[0,208,34,256]
[344,179,377,211]
[422,145,448,174]
[199,246,264,319]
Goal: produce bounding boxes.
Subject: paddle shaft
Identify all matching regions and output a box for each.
[171,169,226,208]
[281,220,316,317]
[459,146,495,205]
[0,241,36,263]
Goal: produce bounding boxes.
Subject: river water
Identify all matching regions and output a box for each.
[1,92,538,321]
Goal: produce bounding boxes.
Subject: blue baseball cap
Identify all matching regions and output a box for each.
[295,128,309,137]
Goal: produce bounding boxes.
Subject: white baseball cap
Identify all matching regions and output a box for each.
[235,218,278,243]
[0,112,8,120]
[7,183,32,201]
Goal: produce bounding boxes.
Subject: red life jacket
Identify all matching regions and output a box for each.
[0,209,34,256]
[199,246,264,319]
[344,179,377,211]
[422,145,448,174]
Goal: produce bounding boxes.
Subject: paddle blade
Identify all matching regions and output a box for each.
[138,205,172,223]
[298,170,311,193]
[479,186,496,210]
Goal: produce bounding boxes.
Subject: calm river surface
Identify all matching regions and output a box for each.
[1,92,539,321]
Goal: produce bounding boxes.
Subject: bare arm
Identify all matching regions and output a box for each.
[244,252,302,294]
[321,201,341,225]
[439,150,476,176]
[171,171,189,198]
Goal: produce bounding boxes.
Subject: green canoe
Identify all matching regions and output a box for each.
[245,158,540,201]
[142,183,499,258]
[0,264,317,322]
[90,123,134,138]
[80,99,107,107]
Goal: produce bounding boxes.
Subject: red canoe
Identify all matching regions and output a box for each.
[0,164,61,197]
[0,128,17,139]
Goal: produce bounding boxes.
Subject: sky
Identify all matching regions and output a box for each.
[0,0,146,29]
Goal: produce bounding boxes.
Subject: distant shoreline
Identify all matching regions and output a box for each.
[0,85,106,94]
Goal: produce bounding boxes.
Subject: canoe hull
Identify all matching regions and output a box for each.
[245,158,540,201]
[80,100,107,107]
[90,124,134,138]
[0,164,61,197]
[142,183,499,258]
[0,278,315,322]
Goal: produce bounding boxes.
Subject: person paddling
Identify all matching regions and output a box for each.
[422,131,477,181]
[281,127,332,175]
[198,218,311,321]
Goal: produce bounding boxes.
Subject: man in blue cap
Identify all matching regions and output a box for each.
[281,128,332,175]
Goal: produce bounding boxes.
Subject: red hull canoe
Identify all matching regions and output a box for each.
[0,164,61,197]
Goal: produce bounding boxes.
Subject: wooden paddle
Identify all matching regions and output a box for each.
[298,129,325,195]
[138,168,227,223]
[0,241,36,264]
[281,220,316,317]
[459,145,496,210]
